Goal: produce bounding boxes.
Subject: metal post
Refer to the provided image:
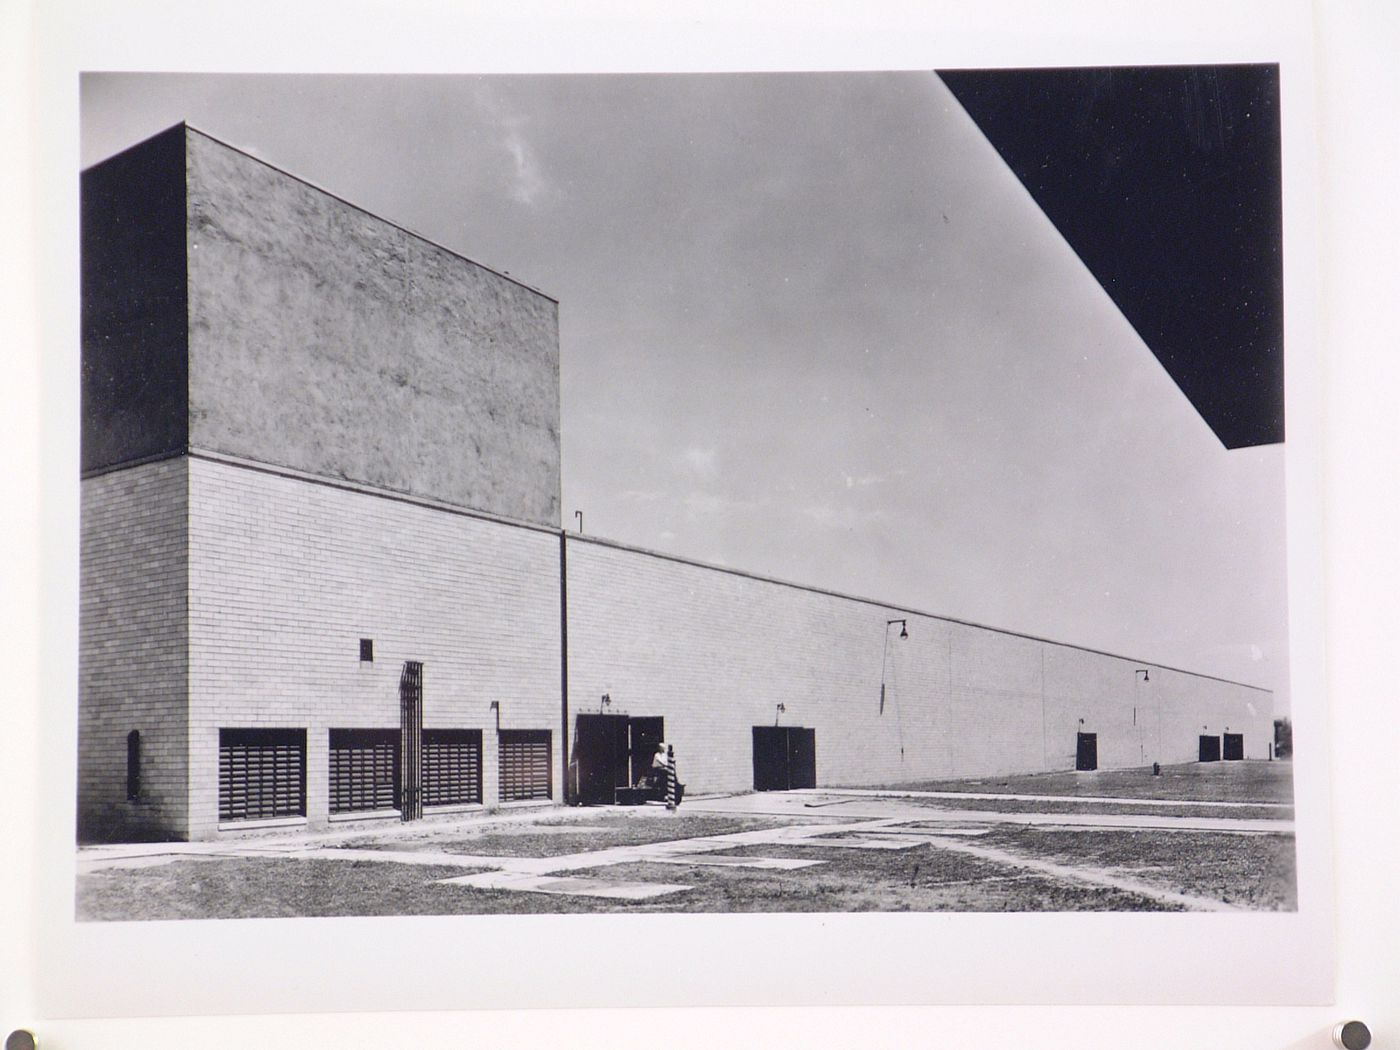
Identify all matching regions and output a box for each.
[665,744,678,810]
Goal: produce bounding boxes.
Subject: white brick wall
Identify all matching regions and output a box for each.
[79,456,1273,842]
[78,458,190,841]
[565,538,1274,794]
[186,457,562,839]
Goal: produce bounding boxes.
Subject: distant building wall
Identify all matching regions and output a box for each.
[183,128,562,526]
[185,456,563,840]
[77,459,190,841]
[565,537,1272,795]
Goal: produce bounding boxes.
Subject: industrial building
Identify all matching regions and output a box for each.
[78,124,1273,843]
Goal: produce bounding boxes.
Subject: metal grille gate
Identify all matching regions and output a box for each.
[422,729,483,806]
[399,661,423,821]
[499,729,552,801]
[218,728,306,821]
[329,729,399,813]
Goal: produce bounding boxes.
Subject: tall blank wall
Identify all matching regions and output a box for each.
[566,538,1273,794]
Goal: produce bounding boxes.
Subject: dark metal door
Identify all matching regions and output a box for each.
[787,727,817,789]
[399,661,424,821]
[1199,735,1222,762]
[628,717,665,787]
[1075,732,1098,771]
[1222,733,1244,761]
[752,726,789,791]
[574,714,629,805]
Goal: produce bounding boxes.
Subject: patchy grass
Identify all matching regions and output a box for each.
[76,859,491,921]
[580,848,1179,913]
[980,826,1298,911]
[869,760,1294,805]
[76,775,1297,918]
[339,812,801,859]
[904,798,1290,821]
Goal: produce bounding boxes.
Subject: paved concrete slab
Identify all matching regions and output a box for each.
[438,870,690,900]
[639,854,823,870]
[773,835,928,850]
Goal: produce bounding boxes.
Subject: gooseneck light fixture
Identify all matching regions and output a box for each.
[879,620,909,713]
[880,618,910,760]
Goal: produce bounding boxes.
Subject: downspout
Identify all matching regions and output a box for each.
[559,529,571,804]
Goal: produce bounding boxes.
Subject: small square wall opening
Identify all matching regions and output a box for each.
[359,638,374,662]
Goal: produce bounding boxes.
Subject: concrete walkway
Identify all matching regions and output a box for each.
[681,791,1295,833]
[77,787,1294,908]
[795,787,1292,810]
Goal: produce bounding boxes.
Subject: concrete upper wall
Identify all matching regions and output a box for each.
[81,126,189,474]
[565,537,1274,795]
[183,128,561,526]
[81,126,562,526]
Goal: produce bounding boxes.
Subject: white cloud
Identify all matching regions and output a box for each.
[504,124,546,206]
[682,446,719,477]
[620,488,668,503]
[684,491,730,515]
[471,79,549,207]
[844,469,905,489]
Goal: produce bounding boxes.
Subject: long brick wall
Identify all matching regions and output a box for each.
[185,456,563,839]
[78,458,190,841]
[77,457,1273,841]
[565,537,1273,795]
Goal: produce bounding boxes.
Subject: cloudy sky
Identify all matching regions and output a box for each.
[81,72,1290,708]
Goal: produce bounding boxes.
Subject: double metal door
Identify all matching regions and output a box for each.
[752,726,816,791]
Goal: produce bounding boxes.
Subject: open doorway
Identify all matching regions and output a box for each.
[574,713,666,805]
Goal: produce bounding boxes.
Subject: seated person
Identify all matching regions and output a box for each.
[638,742,670,791]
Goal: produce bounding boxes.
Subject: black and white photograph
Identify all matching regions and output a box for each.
[16,0,1400,1040]
[75,67,1298,922]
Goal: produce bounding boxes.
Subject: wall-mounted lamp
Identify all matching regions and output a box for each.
[601,693,611,710]
[489,700,501,731]
[776,703,786,714]
[1078,717,1085,727]
[1136,669,1150,682]
[879,621,907,716]
[574,510,584,533]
